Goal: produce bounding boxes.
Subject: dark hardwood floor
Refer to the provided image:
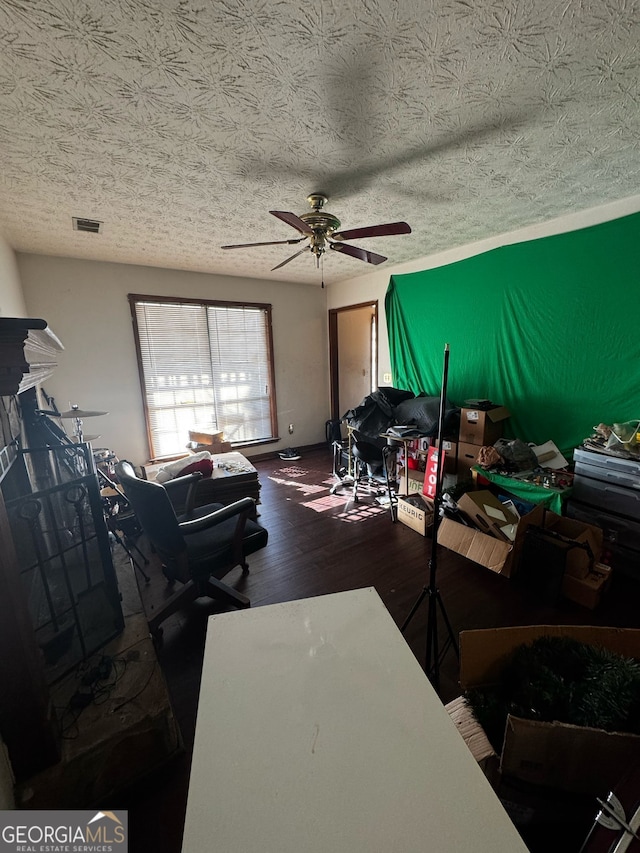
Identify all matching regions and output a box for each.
[116,448,640,852]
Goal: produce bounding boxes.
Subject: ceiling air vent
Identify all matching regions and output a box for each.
[72,217,102,234]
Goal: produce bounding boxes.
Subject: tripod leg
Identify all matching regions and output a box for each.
[125,536,150,565]
[426,589,460,692]
[111,528,150,582]
[400,585,429,632]
[436,591,459,660]
[425,590,440,689]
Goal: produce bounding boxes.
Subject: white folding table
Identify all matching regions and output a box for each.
[182,587,528,852]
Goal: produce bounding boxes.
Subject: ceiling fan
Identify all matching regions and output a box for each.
[221,193,411,276]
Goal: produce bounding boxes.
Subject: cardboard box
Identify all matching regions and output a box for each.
[459,624,640,794]
[437,503,546,577]
[459,406,510,446]
[457,441,480,480]
[542,514,603,580]
[189,428,224,445]
[397,494,434,535]
[456,490,520,542]
[562,563,613,609]
[430,437,458,474]
[398,466,425,496]
[197,441,233,454]
[438,502,603,584]
[438,517,515,575]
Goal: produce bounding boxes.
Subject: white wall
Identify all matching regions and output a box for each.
[327,194,640,387]
[15,193,640,462]
[0,233,27,317]
[18,255,329,465]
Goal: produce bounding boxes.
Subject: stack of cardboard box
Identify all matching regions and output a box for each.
[457,403,510,480]
[188,427,232,454]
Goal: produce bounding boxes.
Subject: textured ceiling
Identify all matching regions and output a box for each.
[0,0,639,286]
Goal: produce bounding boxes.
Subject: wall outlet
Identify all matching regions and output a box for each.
[288,423,294,434]
[383,373,392,384]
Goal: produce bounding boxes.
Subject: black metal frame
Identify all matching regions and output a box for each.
[4,442,124,683]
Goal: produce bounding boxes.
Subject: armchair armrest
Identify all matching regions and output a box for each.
[179,497,257,568]
[164,471,203,489]
[178,497,256,535]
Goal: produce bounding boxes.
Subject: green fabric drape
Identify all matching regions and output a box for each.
[385,211,640,456]
[473,467,569,515]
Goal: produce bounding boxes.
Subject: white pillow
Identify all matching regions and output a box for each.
[155,451,212,483]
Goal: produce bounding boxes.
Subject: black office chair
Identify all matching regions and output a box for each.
[115,460,268,637]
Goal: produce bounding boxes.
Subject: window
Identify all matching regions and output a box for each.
[129,295,278,459]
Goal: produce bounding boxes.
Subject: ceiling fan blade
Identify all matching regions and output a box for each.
[330,242,387,265]
[222,237,305,249]
[270,210,314,236]
[332,221,412,241]
[271,246,310,271]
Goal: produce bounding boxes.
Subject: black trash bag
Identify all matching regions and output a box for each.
[342,388,404,439]
[376,386,415,408]
[393,395,460,437]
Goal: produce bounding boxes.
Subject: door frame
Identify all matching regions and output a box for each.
[328,301,378,422]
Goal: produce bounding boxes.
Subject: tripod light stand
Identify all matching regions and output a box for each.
[401,343,459,692]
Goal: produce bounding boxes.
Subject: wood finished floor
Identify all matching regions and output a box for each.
[118,448,640,853]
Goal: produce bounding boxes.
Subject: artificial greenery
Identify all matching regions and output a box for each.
[465,636,640,753]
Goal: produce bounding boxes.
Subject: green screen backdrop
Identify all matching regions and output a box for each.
[385,211,640,455]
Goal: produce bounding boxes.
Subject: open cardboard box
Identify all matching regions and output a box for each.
[459,624,640,794]
[437,502,547,578]
[459,405,510,445]
[437,501,603,582]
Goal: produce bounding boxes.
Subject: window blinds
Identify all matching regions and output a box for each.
[132,298,275,458]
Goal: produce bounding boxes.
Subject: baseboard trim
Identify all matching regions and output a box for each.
[249,443,328,462]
